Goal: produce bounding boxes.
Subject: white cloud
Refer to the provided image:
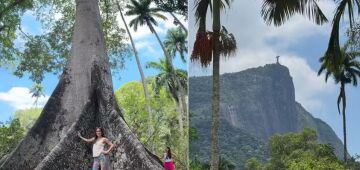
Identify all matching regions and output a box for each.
[0,87,49,110]
[281,56,336,111]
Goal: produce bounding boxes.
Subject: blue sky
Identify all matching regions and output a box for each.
[188,0,359,156]
[0,9,187,123]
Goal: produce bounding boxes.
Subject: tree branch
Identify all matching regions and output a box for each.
[0,0,27,20]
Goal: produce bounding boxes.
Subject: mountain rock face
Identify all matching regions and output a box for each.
[189,64,344,169]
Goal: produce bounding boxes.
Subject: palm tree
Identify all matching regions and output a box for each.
[163,27,188,127]
[115,0,151,119]
[125,0,168,144]
[192,0,327,169]
[164,27,188,63]
[125,0,184,116]
[30,83,45,107]
[191,1,236,169]
[125,0,171,62]
[318,41,360,162]
[146,57,187,133]
[126,0,188,137]
[163,26,189,169]
[322,0,360,75]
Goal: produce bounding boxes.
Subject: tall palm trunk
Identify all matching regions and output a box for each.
[148,23,173,66]
[340,83,348,162]
[176,92,184,133]
[169,12,188,33]
[116,1,152,130]
[148,23,185,132]
[210,0,221,169]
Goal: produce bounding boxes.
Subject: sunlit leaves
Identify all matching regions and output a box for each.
[0,119,25,158]
[14,107,42,131]
[115,80,187,169]
[0,0,33,66]
[245,129,344,170]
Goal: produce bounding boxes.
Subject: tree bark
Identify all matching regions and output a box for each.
[210,0,221,169]
[341,83,348,162]
[0,0,162,169]
[176,92,184,133]
[116,0,153,133]
[169,12,188,33]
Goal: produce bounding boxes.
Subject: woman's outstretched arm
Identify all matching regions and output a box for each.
[78,132,95,143]
[102,138,114,154]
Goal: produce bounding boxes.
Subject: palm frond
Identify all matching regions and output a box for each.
[219,26,237,57]
[146,61,164,71]
[261,0,327,26]
[323,0,350,73]
[151,12,168,20]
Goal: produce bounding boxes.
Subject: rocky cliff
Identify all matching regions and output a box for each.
[189,64,344,169]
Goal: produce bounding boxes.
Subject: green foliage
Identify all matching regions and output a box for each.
[14,35,61,84]
[190,156,236,170]
[219,157,236,170]
[115,80,187,169]
[14,107,42,131]
[153,0,187,17]
[189,127,199,141]
[125,0,167,32]
[346,155,360,169]
[0,119,25,158]
[245,128,344,170]
[146,57,187,102]
[164,27,188,62]
[2,0,130,85]
[245,157,263,170]
[0,0,33,66]
[190,157,209,170]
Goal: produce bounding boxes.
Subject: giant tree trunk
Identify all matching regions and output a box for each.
[210,0,221,169]
[0,0,162,169]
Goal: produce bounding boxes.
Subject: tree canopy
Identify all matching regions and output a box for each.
[245,128,346,170]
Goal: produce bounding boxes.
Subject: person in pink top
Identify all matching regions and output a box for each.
[163,147,175,170]
[78,127,114,170]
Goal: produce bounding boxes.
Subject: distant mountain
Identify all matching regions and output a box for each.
[189,64,344,169]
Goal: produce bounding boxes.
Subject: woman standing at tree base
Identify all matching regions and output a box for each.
[78,127,114,170]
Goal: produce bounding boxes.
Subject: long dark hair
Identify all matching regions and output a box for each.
[166,146,172,159]
[94,127,105,140]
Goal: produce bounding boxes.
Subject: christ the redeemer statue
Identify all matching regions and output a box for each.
[276,56,280,64]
